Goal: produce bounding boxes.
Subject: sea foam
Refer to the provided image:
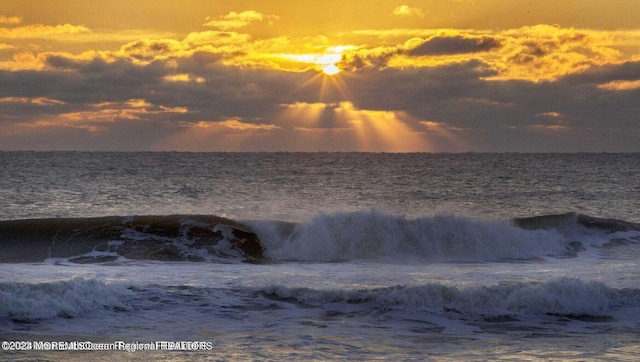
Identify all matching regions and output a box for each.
[251,210,568,262]
[260,277,630,318]
[0,277,132,321]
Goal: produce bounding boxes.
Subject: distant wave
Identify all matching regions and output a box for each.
[0,211,639,264]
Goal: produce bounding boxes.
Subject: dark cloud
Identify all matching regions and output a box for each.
[0,52,322,125]
[339,48,399,71]
[1,50,639,151]
[344,60,496,112]
[561,60,640,85]
[339,59,640,151]
[44,54,82,70]
[188,51,224,65]
[408,35,502,56]
[120,39,181,62]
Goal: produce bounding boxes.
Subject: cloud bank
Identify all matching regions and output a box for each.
[1,2,639,152]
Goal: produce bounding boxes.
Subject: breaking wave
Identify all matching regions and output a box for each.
[0,211,638,264]
[0,277,132,321]
[251,211,569,262]
[251,210,640,262]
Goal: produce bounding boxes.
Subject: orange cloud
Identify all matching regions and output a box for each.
[0,98,191,140]
[0,51,46,71]
[392,5,424,17]
[0,23,90,39]
[0,15,22,25]
[203,11,278,30]
[538,112,562,118]
[597,79,640,91]
[529,113,571,131]
[48,99,188,124]
[0,97,65,105]
[163,73,205,83]
[340,25,635,81]
[189,119,280,131]
[183,31,251,47]
[3,11,632,83]
[530,124,571,131]
[161,118,280,151]
[488,25,623,81]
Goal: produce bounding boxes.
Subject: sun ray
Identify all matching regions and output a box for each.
[335,102,430,152]
[318,71,350,102]
[276,46,435,151]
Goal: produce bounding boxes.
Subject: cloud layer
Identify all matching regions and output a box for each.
[1,2,639,152]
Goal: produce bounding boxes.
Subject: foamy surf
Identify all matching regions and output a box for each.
[251,211,569,262]
[0,277,132,321]
[259,276,638,319]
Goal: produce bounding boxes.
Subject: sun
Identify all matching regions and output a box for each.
[321,63,341,76]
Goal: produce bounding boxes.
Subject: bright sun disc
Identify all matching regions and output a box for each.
[322,63,341,76]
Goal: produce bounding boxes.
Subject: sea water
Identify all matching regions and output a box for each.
[1,152,639,361]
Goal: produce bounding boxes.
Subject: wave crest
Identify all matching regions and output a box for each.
[251,210,568,262]
[260,277,632,318]
[1,211,637,264]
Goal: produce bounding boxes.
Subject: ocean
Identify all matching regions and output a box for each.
[1,152,639,361]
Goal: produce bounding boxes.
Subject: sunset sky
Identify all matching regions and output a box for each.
[1,0,639,152]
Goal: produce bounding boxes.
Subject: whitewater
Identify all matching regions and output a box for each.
[1,152,639,361]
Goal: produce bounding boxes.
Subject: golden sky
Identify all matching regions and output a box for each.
[1,0,640,151]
